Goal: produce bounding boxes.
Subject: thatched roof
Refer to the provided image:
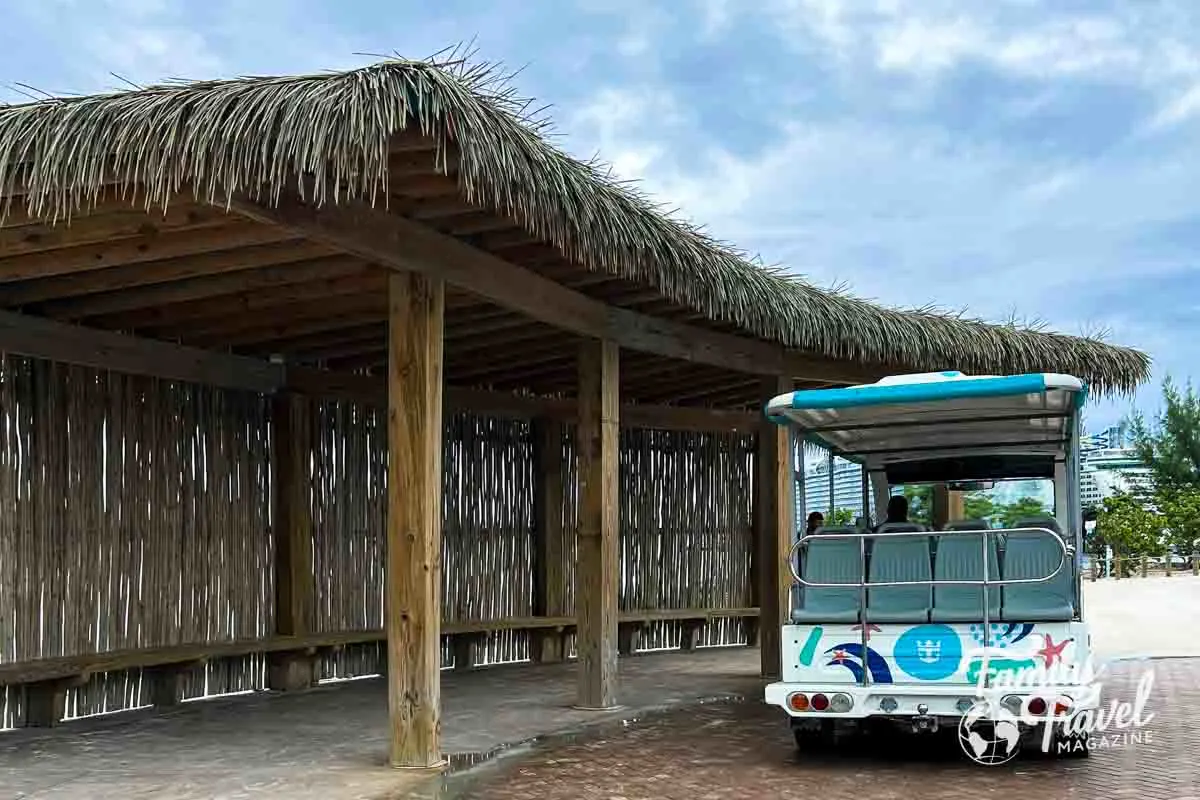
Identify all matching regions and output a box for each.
[0,56,1149,396]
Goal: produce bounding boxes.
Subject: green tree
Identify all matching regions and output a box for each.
[901,485,933,526]
[1129,378,1200,493]
[829,508,855,526]
[1156,488,1200,555]
[999,496,1051,527]
[963,492,996,523]
[1095,491,1164,569]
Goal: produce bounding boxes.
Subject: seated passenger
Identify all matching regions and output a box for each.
[877,495,910,529]
[805,511,824,536]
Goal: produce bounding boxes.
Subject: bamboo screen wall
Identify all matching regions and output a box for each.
[0,355,756,728]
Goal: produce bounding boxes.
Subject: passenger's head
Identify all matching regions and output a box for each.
[806,511,824,534]
[886,494,908,522]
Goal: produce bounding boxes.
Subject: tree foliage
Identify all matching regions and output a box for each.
[1095,491,1164,558]
[999,496,1052,527]
[963,492,996,521]
[1129,378,1200,493]
[829,507,856,526]
[1156,488,1200,554]
[902,485,933,526]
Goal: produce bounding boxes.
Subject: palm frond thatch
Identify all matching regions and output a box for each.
[0,53,1150,395]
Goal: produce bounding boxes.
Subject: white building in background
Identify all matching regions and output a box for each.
[794,420,1151,524]
[1080,448,1153,508]
[1078,423,1152,508]
[801,457,869,521]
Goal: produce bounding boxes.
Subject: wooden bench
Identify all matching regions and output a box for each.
[0,608,759,727]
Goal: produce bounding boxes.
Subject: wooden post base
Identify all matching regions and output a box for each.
[618,622,643,656]
[146,663,196,707]
[530,628,567,663]
[267,650,316,692]
[681,620,705,652]
[25,679,71,727]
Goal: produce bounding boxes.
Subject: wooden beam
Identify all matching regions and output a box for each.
[226,197,879,385]
[89,268,383,331]
[575,339,620,709]
[531,419,567,664]
[182,298,388,348]
[0,222,295,283]
[36,256,367,320]
[0,204,226,257]
[385,271,445,769]
[0,239,330,307]
[0,309,282,392]
[753,375,794,680]
[283,366,762,432]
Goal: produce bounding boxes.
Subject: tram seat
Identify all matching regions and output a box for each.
[931,521,1001,622]
[866,524,932,623]
[792,526,861,623]
[1000,517,1075,621]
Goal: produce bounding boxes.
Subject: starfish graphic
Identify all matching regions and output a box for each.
[831,649,849,663]
[852,623,882,641]
[1035,634,1074,667]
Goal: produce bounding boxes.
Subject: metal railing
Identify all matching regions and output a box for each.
[788,526,1072,687]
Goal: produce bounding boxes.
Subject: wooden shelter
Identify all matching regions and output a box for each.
[0,57,1148,768]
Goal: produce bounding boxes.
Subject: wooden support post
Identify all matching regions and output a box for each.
[146,664,189,707]
[1193,554,1199,576]
[25,679,70,727]
[1140,556,1148,578]
[575,339,620,710]
[947,490,964,525]
[270,392,315,692]
[753,376,792,679]
[268,651,316,692]
[931,484,952,530]
[1114,555,1122,579]
[531,419,567,664]
[681,620,705,652]
[452,634,484,671]
[385,272,446,769]
[618,622,642,656]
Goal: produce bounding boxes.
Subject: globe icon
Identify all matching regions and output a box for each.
[957,700,1022,765]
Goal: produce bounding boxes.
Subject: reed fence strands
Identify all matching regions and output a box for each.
[1,354,758,727]
[0,355,272,726]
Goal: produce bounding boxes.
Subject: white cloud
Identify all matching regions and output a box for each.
[1147,84,1200,131]
[875,17,986,74]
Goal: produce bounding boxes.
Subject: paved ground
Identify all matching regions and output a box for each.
[0,649,763,800]
[3,577,1196,799]
[458,657,1200,800]
[1084,575,1200,659]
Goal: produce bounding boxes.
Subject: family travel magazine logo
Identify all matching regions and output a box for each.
[957,647,1156,764]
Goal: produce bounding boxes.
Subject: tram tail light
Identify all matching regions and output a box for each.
[787,692,809,712]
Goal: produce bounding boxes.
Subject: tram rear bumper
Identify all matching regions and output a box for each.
[764,681,1101,721]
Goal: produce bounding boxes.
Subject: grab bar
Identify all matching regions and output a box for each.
[788,526,1069,588]
[787,526,1070,688]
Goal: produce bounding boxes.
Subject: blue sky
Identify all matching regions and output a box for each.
[3,0,1198,430]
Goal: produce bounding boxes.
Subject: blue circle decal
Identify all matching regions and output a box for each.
[894,624,963,681]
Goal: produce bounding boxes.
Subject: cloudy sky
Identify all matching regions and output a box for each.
[3,0,1197,430]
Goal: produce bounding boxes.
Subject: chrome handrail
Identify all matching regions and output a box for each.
[787,525,1072,690]
[788,526,1070,588]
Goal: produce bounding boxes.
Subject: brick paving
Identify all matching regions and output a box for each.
[0,649,764,800]
[462,658,1200,800]
[3,578,1199,799]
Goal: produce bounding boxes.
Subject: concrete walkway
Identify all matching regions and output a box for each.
[2,576,1193,799]
[0,649,764,800]
[1083,575,1200,660]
